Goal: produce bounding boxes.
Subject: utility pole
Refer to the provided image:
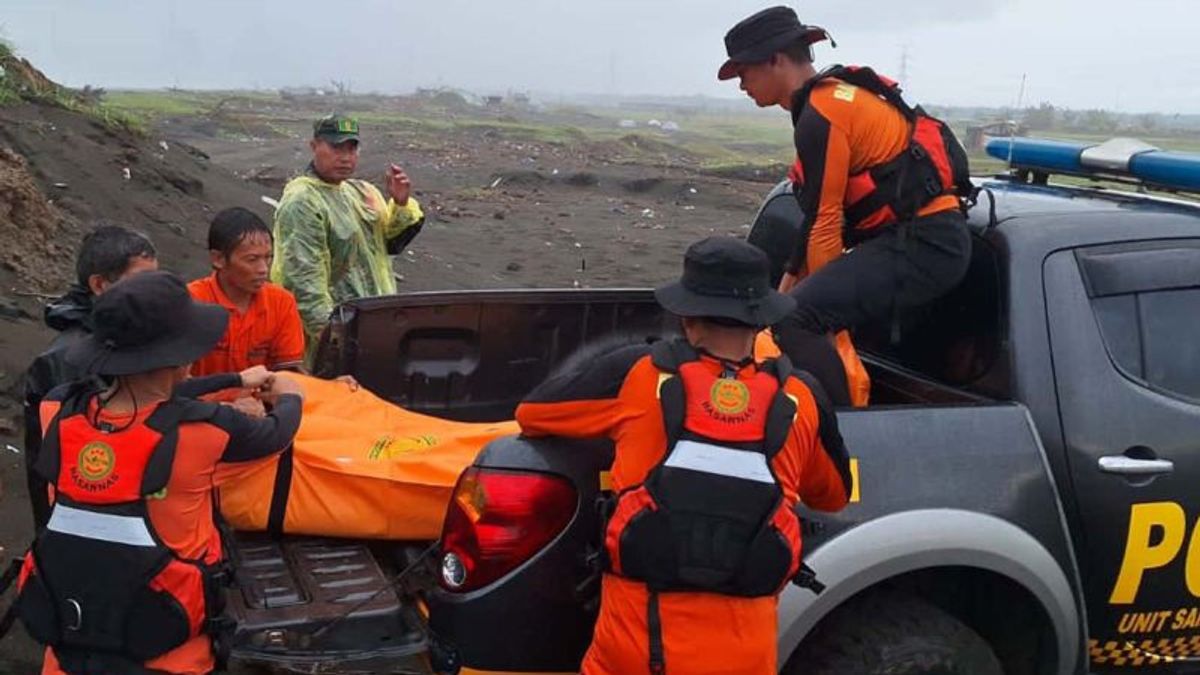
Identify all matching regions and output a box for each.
[898,45,909,86]
[168,0,180,89]
[609,49,617,96]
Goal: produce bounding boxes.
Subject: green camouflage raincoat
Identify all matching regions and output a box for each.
[271,170,424,347]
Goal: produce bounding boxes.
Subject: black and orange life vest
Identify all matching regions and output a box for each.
[604,340,803,597]
[791,65,974,239]
[15,382,231,673]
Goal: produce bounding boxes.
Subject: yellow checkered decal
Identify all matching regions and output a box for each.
[1090,636,1200,667]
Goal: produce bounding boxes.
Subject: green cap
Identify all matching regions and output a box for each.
[313,114,360,144]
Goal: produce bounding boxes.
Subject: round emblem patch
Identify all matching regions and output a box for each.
[709,379,750,416]
[77,442,116,482]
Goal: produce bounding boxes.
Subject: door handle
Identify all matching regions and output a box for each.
[1098,455,1174,476]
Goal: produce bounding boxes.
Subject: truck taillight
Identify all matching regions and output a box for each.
[439,468,576,592]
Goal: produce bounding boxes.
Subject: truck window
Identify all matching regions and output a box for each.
[1078,242,1200,401]
[853,232,1007,396]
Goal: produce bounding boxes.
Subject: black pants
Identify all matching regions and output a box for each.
[774,209,972,406]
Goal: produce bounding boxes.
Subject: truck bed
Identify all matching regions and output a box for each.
[226,535,431,674]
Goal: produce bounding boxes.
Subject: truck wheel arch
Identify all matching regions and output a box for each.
[779,509,1080,674]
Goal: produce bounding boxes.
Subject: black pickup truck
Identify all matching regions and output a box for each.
[411,175,1200,675]
[31,168,1198,674]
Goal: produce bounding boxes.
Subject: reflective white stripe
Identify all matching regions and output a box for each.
[47,504,156,547]
[663,440,776,484]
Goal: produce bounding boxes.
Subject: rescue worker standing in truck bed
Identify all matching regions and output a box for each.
[516,237,852,675]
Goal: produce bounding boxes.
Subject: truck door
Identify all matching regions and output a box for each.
[1045,240,1200,669]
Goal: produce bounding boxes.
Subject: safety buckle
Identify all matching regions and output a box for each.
[204,558,235,590]
[792,562,826,595]
[924,175,943,195]
[910,144,928,161]
[214,565,234,587]
[205,614,236,636]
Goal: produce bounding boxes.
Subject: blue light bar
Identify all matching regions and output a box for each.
[986,137,1085,173]
[985,137,1200,192]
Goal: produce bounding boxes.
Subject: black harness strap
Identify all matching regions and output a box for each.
[139,400,202,496]
[647,590,666,675]
[650,340,696,452]
[33,381,100,485]
[52,648,172,675]
[760,356,798,460]
[0,556,22,640]
[266,444,295,538]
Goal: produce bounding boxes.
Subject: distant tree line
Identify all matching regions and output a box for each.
[927,102,1199,138]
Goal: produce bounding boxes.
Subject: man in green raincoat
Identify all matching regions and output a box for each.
[271,114,425,353]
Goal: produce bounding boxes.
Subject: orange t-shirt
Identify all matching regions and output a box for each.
[188,274,305,376]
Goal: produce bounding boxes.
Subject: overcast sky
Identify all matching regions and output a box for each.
[2,0,1197,113]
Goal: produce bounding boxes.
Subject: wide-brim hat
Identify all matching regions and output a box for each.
[718,6,833,81]
[66,270,229,376]
[655,237,795,327]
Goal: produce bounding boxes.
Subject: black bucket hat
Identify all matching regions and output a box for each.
[718,6,834,81]
[66,270,229,376]
[655,237,795,328]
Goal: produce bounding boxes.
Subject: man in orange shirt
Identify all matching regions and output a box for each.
[719,7,973,406]
[517,237,851,675]
[189,207,306,377]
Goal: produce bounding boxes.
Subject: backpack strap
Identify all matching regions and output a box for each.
[790,65,840,122]
[139,398,218,496]
[648,337,697,374]
[34,381,103,485]
[651,338,698,451]
[829,65,916,120]
[760,357,799,460]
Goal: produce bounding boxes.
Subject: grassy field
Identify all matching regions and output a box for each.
[105,90,216,117]
[105,89,284,117]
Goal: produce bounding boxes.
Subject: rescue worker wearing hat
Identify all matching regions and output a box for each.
[272,114,426,357]
[719,6,973,406]
[12,271,304,674]
[517,237,852,675]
